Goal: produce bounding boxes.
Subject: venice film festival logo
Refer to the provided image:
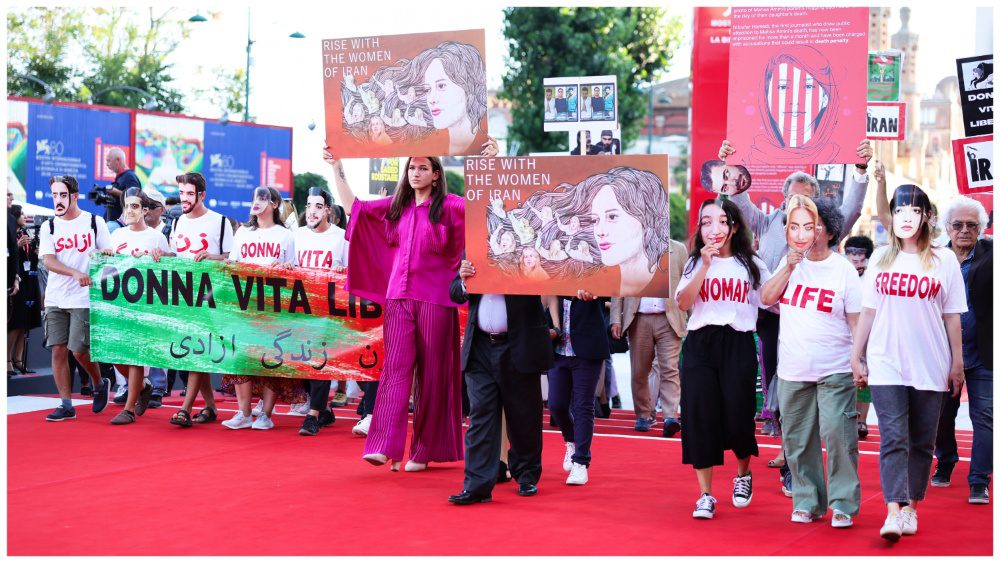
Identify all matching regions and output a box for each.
[35,139,65,156]
[210,153,236,169]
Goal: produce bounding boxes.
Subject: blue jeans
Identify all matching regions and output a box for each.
[935,365,993,486]
[148,367,167,394]
[547,354,603,467]
[871,385,945,503]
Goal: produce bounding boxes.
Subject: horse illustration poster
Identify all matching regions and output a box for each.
[464,155,671,298]
[321,29,488,158]
[725,7,868,166]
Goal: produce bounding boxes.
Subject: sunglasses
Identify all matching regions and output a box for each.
[950,221,980,232]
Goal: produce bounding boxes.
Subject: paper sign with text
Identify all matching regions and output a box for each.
[956,54,994,137]
[953,135,993,194]
[866,101,907,141]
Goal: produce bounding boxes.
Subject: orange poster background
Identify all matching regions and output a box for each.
[321,29,487,159]
[464,155,671,298]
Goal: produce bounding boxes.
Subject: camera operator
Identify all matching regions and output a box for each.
[101,147,141,224]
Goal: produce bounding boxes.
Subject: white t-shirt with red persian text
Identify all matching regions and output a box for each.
[38,211,112,309]
[110,226,171,258]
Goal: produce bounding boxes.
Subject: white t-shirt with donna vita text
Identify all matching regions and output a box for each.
[38,211,112,309]
[675,255,772,332]
[231,224,297,266]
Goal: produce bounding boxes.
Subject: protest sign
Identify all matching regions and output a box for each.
[369,157,400,195]
[866,101,907,141]
[321,29,488,159]
[543,75,618,132]
[89,254,384,381]
[953,134,993,194]
[956,54,994,137]
[568,127,622,155]
[726,7,868,166]
[968,191,993,236]
[463,155,670,297]
[867,51,902,101]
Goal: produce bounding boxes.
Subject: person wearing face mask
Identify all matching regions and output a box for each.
[760,196,863,528]
[851,184,966,542]
[220,187,300,430]
[100,188,173,424]
[676,198,771,520]
[842,234,875,439]
[323,138,498,472]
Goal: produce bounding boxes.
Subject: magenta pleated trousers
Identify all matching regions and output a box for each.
[362,298,463,463]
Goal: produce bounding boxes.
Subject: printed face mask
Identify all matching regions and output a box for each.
[768,63,828,148]
[251,187,273,217]
[123,196,144,226]
[892,205,923,239]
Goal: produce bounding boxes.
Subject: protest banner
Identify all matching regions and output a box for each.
[953,134,993,194]
[968,191,993,236]
[726,7,868,166]
[543,75,618,132]
[369,157,400,195]
[321,29,488,158]
[463,155,670,298]
[568,127,622,155]
[867,51,902,101]
[866,101,907,141]
[89,254,385,381]
[956,54,994,137]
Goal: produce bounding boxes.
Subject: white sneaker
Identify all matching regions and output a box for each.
[566,462,588,485]
[222,412,253,429]
[251,399,264,417]
[790,510,814,523]
[288,402,309,416]
[562,442,576,472]
[252,412,274,430]
[831,509,854,528]
[880,511,902,541]
[732,472,753,508]
[899,507,917,535]
[693,494,717,519]
[352,415,371,437]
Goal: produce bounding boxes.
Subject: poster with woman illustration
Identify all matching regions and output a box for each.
[321,29,488,158]
[725,7,868,166]
[464,155,670,297]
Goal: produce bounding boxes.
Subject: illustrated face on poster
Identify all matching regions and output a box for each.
[322,29,488,158]
[956,55,994,137]
[568,127,621,156]
[464,155,670,297]
[962,59,994,91]
[699,159,751,196]
[726,8,868,166]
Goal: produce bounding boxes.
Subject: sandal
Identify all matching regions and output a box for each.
[192,406,218,424]
[13,361,28,374]
[170,409,193,427]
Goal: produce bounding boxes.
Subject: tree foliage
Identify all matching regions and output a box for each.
[7,8,85,101]
[500,7,682,154]
[293,172,329,214]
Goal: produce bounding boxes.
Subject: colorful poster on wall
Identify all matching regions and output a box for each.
[369,157,400,195]
[321,29,488,159]
[867,51,902,101]
[6,99,28,200]
[463,155,670,298]
[956,54,994,137]
[726,7,868,166]
[953,134,993,194]
[89,253,385,381]
[866,101,907,141]
[25,102,132,216]
[543,75,618,132]
[134,113,204,198]
[202,121,293,212]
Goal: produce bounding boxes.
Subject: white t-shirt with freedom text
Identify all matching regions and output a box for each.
[293,225,349,270]
[776,253,862,382]
[675,255,772,332]
[862,247,967,391]
[231,224,297,266]
[170,210,234,259]
[38,211,112,309]
[110,226,171,258]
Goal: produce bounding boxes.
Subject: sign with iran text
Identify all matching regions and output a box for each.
[866,102,906,141]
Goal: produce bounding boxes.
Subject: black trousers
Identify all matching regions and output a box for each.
[680,325,760,469]
[463,330,543,496]
[356,381,379,416]
[307,380,332,412]
[756,309,780,411]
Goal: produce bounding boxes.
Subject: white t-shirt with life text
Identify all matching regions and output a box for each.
[110,226,171,258]
[861,247,967,391]
[777,253,862,382]
[231,224,297,266]
[38,211,112,309]
[293,225,349,270]
[170,210,234,259]
[675,255,772,332]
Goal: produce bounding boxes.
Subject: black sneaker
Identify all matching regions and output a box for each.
[299,415,320,436]
[46,405,77,422]
[80,386,93,397]
[732,471,753,507]
[662,417,681,438]
[931,463,954,487]
[969,484,990,504]
[611,395,622,409]
[92,378,111,414]
[318,407,336,427]
[148,394,163,409]
[134,383,153,416]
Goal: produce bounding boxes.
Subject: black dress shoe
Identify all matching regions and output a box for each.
[517,483,538,497]
[448,490,492,505]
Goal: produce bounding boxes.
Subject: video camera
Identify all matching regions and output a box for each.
[87,184,118,207]
[29,214,51,250]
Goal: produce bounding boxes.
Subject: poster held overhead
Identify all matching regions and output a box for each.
[866,102,907,141]
[321,29,488,158]
[956,54,994,137]
[953,134,993,194]
[543,75,618,132]
[867,50,903,101]
[725,7,868,166]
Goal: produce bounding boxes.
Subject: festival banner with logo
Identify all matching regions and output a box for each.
[953,134,993,194]
[956,54,994,137]
[464,155,670,298]
[726,7,868,166]
[867,51,902,101]
[203,121,293,211]
[6,99,29,200]
[23,101,131,216]
[369,157,400,195]
[866,101,907,141]
[321,29,488,158]
[89,254,385,381]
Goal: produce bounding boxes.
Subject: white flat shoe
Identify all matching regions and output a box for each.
[404,460,428,472]
[363,453,388,466]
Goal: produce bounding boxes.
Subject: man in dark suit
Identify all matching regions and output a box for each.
[447,259,555,505]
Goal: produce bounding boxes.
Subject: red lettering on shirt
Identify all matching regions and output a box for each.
[874,272,942,301]
[698,278,751,304]
[242,242,281,260]
[297,249,334,269]
[54,232,93,253]
[781,284,837,313]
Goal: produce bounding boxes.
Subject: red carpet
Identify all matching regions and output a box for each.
[6,395,991,556]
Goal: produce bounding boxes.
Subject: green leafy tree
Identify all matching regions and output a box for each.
[669,191,688,243]
[293,172,329,214]
[445,170,465,195]
[500,7,682,154]
[191,66,246,117]
[6,8,85,100]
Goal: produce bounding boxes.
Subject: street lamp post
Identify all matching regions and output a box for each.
[15,75,56,103]
[90,85,159,110]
